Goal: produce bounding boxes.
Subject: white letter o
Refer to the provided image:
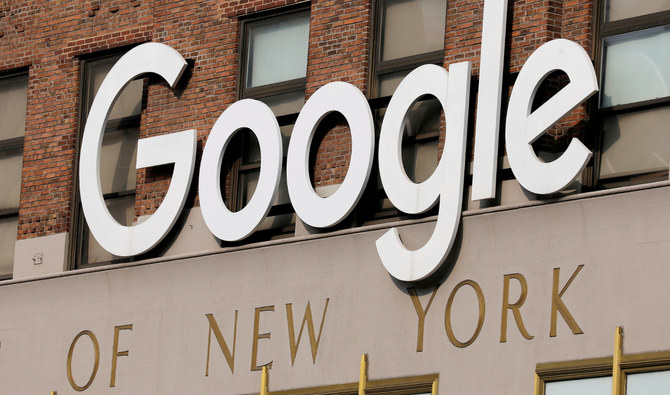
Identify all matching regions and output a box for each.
[287,82,374,228]
[199,99,283,241]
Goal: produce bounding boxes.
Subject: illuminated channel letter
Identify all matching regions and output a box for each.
[472,0,508,200]
[287,82,374,228]
[506,39,597,195]
[200,99,282,241]
[376,63,471,282]
[79,43,196,256]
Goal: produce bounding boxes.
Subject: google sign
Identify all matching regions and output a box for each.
[79,1,598,283]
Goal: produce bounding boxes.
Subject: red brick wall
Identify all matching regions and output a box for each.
[444,0,593,159]
[308,0,370,189]
[3,0,154,239]
[8,0,595,242]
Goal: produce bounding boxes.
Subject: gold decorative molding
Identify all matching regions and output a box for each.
[254,354,438,395]
[536,326,670,395]
[358,354,367,395]
[260,366,269,395]
[612,326,623,395]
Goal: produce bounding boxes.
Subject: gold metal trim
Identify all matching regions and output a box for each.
[358,354,367,395]
[621,350,670,370]
[534,357,613,395]
[534,373,542,395]
[266,383,358,395]
[612,327,623,395]
[261,366,269,395]
[536,326,670,395]
[366,374,438,394]
[263,375,439,395]
[536,357,613,380]
[255,354,438,395]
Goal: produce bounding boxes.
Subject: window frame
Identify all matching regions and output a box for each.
[535,356,613,394]
[535,350,670,394]
[593,1,670,186]
[0,69,29,280]
[224,5,310,229]
[257,373,438,395]
[364,0,447,223]
[368,0,446,98]
[70,50,146,268]
[238,6,310,101]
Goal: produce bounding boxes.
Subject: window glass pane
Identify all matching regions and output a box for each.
[239,169,259,208]
[0,215,17,277]
[600,106,670,179]
[238,167,291,208]
[379,70,410,97]
[0,73,28,140]
[99,126,139,195]
[544,376,611,395]
[85,195,135,264]
[403,138,438,183]
[262,90,305,116]
[86,234,114,264]
[261,90,304,153]
[246,14,310,88]
[601,25,670,107]
[275,168,290,206]
[627,370,670,394]
[381,0,446,61]
[404,98,441,138]
[245,91,300,210]
[79,54,143,267]
[239,167,293,231]
[605,0,670,22]
[88,57,142,120]
[107,195,135,225]
[401,98,441,183]
[242,129,261,164]
[0,150,23,210]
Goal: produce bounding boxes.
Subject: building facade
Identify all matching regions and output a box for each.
[1,0,670,393]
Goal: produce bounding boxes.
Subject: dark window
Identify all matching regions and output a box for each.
[368,0,446,220]
[596,1,670,186]
[227,6,310,235]
[0,71,28,279]
[74,53,144,267]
